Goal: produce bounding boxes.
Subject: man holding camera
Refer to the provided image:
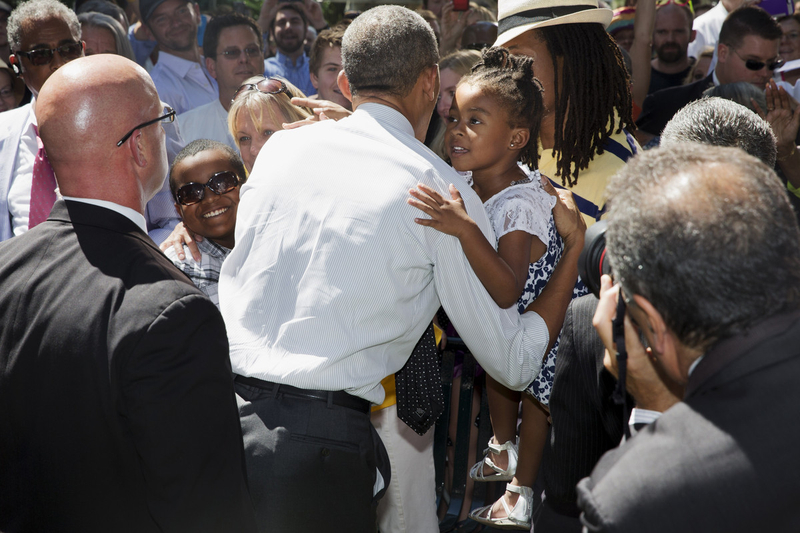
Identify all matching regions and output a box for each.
[577,143,800,532]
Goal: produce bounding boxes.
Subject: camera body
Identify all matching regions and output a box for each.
[578,220,611,298]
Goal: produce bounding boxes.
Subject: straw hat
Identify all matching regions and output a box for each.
[495,0,613,47]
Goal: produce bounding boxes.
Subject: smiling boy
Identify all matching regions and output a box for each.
[166,139,246,307]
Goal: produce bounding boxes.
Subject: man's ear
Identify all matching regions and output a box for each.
[690,29,696,44]
[631,294,673,361]
[421,64,439,103]
[337,70,352,103]
[717,42,729,63]
[205,57,217,80]
[8,54,21,76]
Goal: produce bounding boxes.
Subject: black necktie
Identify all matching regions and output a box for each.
[394,322,445,435]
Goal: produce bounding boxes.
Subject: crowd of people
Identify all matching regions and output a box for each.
[1,0,800,531]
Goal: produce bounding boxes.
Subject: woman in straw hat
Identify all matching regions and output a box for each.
[467,0,639,529]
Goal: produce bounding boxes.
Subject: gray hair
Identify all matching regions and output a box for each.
[660,96,777,167]
[702,82,767,117]
[605,143,800,351]
[78,12,135,62]
[342,5,439,98]
[8,0,81,52]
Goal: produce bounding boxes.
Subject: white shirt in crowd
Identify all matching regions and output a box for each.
[150,51,218,115]
[178,99,237,150]
[219,103,550,404]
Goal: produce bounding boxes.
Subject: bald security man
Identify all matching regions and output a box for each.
[0,55,257,533]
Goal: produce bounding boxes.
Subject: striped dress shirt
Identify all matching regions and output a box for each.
[219,103,549,404]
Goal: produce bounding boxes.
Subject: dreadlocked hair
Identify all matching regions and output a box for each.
[538,23,634,187]
[462,47,544,171]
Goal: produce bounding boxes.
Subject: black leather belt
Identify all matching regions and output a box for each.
[234,374,371,414]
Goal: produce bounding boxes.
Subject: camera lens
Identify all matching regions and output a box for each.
[578,220,610,298]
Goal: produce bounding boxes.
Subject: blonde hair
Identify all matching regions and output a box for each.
[439,49,482,76]
[228,76,312,149]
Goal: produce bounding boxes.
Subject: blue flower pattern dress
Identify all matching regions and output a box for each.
[474,170,587,406]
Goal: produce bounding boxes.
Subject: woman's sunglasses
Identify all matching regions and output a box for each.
[175,171,240,206]
[231,76,292,104]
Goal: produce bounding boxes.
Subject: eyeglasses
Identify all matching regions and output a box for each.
[116,105,176,147]
[15,41,84,67]
[220,46,262,60]
[731,47,784,72]
[231,76,291,104]
[175,170,240,206]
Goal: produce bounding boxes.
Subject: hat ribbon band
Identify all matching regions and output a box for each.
[498,5,595,34]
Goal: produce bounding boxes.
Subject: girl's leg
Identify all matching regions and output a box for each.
[484,395,549,520]
[475,374,522,476]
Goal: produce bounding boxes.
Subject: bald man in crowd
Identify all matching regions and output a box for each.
[0,55,256,532]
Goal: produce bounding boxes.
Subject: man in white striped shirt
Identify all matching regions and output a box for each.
[219,6,586,531]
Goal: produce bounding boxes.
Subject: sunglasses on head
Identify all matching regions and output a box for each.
[15,41,83,66]
[175,171,240,206]
[231,76,291,104]
[731,47,784,71]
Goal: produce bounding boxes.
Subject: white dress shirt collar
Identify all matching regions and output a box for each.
[61,196,148,234]
[355,102,416,139]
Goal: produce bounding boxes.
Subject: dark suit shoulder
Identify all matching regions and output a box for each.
[637,75,714,136]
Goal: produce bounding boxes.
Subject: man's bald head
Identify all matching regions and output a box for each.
[36,55,167,209]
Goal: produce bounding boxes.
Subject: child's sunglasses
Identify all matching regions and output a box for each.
[175,171,240,206]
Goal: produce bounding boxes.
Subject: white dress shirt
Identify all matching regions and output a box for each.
[178,98,237,150]
[688,1,727,60]
[150,52,218,115]
[219,103,549,404]
[8,103,37,235]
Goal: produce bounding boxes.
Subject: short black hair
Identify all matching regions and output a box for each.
[719,6,782,49]
[169,139,247,200]
[202,12,261,59]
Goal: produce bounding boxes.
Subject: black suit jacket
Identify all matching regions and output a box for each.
[541,295,627,520]
[637,73,715,136]
[577,311,800,532]
[0,200,256,532]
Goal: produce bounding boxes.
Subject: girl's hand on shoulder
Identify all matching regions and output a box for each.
[407,183,475,238]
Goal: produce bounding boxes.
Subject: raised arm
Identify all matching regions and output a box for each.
[409,183,531,308]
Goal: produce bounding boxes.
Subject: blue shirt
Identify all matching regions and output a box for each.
[263,51,317,98]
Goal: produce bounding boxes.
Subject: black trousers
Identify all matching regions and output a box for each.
[235,379,391,533]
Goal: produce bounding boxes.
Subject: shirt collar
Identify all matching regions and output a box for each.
[61,196,148,234]
[275,50,307,68]
[355,102,415,138]
[157,51,205,78]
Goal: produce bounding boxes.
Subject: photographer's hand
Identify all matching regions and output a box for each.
[593,276,683,412]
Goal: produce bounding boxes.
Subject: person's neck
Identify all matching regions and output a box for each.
[470,163,528,204]
[161,45,201,63]
[211,235,234,249]
[353,96,431,142]
[719,0,738,12]
[278,47,304,64]
[539,112,556,151]
[652,55,692,75]
[219,88,235,111]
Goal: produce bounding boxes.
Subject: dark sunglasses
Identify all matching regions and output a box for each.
[231,76,291,104]
[175,171,240,206]
[732,47,784,72]
[220,46,262,60]
[15,41,84,66]
[116,106,176,147]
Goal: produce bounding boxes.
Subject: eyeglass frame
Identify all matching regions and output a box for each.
[174,170,241,206]
[729,46,784,72]
[14,41,85,67]
[231,76,292,105]
[116,105,176,147]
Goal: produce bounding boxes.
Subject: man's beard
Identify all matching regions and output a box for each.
[656,43,685,64]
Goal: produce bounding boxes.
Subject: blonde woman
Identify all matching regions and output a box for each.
[228,76,312,172]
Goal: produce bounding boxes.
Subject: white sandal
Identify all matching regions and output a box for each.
[468,483,534,530]
[469,437,518,482]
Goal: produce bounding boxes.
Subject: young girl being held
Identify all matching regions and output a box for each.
[408,47,586,530]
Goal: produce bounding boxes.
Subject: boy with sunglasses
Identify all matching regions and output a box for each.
[166,139,246,307]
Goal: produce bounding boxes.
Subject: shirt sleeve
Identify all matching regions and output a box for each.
[492,187,552,245]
